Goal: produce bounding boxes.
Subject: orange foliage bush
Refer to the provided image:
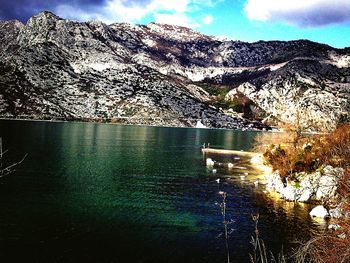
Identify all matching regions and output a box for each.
[260,123,350,181]
[337,168,350,210]
[311,123,350,168]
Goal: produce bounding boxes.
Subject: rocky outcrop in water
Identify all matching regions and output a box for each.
[0,11,349,129]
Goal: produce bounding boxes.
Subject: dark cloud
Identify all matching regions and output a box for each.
[0,0,215,26]
[273,4,350,27]
[0,0,106,22]
[245,0,350,28]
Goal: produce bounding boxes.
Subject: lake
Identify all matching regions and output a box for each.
[0,120,321,262]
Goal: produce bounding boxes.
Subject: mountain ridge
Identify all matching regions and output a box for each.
[0,11,349,130]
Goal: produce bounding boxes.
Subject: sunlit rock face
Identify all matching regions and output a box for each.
[226,60,350,131]
[0,11,349,129]
[266,166,343,202]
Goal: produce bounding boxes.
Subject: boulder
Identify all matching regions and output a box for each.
[328,224,341,230]
[310,205,329,218]
[206,158,214,167]
[227,163,234,169]
[315,166,343,200]
[297,189,312,202]
[280,184,296,201]
[266,171,285,193]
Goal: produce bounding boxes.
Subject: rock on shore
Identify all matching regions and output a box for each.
[265,165,344,202]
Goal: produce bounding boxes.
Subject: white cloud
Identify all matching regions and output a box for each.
[202,14,213,25]
[147,0,190,13]
[105,0,151,22]
[54,0,220,28]
[244,0,350,27]
[55,5,113,23]
[154,13,200,28]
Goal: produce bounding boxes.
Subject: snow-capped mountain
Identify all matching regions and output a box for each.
[1,11,349,130]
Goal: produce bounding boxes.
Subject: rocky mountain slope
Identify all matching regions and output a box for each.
[0,11,349,130]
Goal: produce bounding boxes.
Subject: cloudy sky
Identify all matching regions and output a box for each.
[1,0,350,48]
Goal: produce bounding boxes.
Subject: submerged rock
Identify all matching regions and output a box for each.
[206,158,215,167]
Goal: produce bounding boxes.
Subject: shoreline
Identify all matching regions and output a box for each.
[250,155,343,220]
[0,117,272,132]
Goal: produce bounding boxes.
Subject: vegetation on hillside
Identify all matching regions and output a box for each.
[197,82,268,120]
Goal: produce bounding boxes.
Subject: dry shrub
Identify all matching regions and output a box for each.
[257,123,350,181]
[310,123,350,168]
[295,225,350,263]
[338,168,350,206]
[263,144,319,181]
[262,145,296,180]
[326,124,350,167]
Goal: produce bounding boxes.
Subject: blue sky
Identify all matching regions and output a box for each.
[1,0,350,48]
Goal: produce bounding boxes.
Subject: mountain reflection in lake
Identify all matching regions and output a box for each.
[0,120,320,263]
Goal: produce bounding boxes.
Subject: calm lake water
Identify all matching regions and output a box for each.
[0,120,321,263]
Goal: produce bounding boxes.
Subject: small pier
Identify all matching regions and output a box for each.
[201,147,270,181]
[201,148,258,157]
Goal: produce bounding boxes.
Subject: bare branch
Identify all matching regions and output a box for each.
[0,137,27,178]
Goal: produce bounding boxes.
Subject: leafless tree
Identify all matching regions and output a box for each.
[217,191,235,263]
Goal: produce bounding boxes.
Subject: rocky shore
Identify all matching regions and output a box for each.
[264,165,345,218]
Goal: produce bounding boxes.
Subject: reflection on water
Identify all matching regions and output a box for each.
[0,120,321,263]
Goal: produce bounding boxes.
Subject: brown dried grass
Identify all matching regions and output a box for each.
[256,123,350,181]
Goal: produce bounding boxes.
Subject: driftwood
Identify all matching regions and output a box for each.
[0,137,27,178]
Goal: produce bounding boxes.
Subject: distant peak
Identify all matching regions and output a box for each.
[146,22,213,42]
[0,19,24,27]
[147,22,192,31]
[30,11,62,21]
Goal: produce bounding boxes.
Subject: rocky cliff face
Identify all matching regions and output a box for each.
[226,58,350,130]
[0,11,349,130]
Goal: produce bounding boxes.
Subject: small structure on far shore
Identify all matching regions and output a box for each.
[196,121,207,128]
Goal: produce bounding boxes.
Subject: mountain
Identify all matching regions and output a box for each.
[0,11,349,130]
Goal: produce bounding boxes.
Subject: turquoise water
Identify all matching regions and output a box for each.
[0,120,319,262]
